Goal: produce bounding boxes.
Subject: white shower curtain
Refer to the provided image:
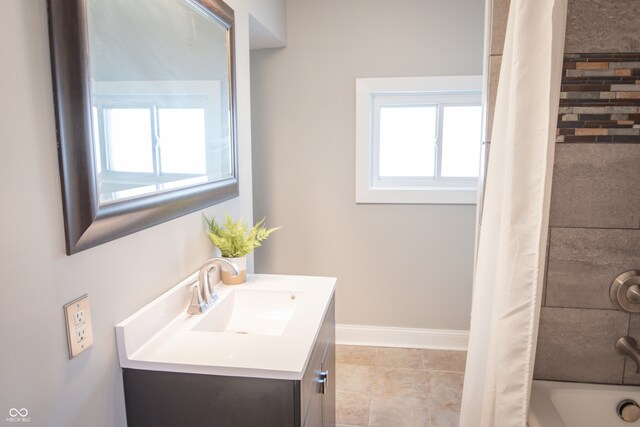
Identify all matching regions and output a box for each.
[459,0,567,426]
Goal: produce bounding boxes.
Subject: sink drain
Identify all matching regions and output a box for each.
[234,331,249,335]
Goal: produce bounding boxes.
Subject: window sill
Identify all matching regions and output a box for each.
[355,186,477,205]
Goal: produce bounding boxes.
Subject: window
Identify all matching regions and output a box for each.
[91,80,231,203]
[99,106,207,175]
[355,76,482,204]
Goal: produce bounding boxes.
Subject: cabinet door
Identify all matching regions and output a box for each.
[302,360,325,427]
[321,332,335,427]
[301,296,336,427]
[303,386,323,427]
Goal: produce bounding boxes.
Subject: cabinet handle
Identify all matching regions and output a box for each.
[318,370,329,394]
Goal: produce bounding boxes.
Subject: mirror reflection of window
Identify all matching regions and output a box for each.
[158,108,206,175]
[101,106,208,176]
[86,0,233,205]
[104,108,154,173]
[90,80,227,203]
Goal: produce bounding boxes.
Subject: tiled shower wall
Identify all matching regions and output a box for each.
[534,54,640,384]
[485,0,640,385]
[557,53,640,144]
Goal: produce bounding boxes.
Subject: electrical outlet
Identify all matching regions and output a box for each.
[74,309,85,326]
[75,325,86,342]
[64,295,93,358]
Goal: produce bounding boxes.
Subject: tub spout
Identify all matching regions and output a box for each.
[615,336,640,373]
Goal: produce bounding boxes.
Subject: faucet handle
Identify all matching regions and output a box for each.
[187,283,206,315]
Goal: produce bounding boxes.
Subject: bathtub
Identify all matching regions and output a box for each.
[529,380,640,427]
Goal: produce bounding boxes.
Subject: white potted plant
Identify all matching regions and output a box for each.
[205,214,280,284]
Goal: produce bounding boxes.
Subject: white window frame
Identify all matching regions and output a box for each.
[355,75,482,205]
[91,80,230,203]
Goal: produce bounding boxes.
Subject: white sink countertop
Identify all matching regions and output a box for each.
[115,273,336,380]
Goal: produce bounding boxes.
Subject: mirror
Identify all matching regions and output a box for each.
[48,0,238,254]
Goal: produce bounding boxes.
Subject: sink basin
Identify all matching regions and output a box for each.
[192,289,301,336]
[115,273,335,380]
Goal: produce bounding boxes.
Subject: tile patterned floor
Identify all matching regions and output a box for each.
[335,345,466,427]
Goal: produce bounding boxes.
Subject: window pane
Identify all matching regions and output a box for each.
[158,108,206,175]
[105,108,153,173]
[441,106,481,178]
[379,106,437,177]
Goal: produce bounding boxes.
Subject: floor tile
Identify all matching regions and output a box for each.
[425,371,464,408]
[336,364,374,394]
[429,404,460,427]
[370,396,430,427]
[376,347,424,369]
[336,346,465,426]
[336,391,371,426]
[422,350,467,372]
[372,367,428,398]
[336,345,377,366]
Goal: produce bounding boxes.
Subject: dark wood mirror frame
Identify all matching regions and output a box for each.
[47,0,239,255]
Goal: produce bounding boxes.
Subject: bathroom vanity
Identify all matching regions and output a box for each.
[116,274,336,427]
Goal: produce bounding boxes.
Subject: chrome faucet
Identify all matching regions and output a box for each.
[615,336,640,373]
[187,258,240,315]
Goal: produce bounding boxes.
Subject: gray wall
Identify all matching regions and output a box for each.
[248,0,287,49]
[0,0,284,425]
[250,0,484,331]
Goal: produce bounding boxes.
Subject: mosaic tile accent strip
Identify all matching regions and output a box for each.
[557,53,640,143]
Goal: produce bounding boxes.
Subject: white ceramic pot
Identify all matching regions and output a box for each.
[221,256,247,285]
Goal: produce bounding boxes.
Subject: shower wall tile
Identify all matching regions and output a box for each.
[489,0,640,56]
[477,141,490,226]
[556,53,640,143]
[541,235,550,307]
[546,228,640,309]
[549,143,640,228]
[534,307,628,384]
[623,315,640,385]
[490,0,510,55]
[485,55,502,142]
[565,0,640,53]
[534,0,640,387]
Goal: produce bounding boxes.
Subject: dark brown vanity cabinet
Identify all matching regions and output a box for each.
[122,297,335,427]
[300,298,336,427]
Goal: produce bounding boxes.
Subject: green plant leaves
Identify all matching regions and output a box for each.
[205,213,281,258]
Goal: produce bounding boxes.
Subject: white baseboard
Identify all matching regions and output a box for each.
[336,324,469,350]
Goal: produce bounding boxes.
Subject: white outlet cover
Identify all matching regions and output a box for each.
[74,310,84,325]
[64,295,93,358]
